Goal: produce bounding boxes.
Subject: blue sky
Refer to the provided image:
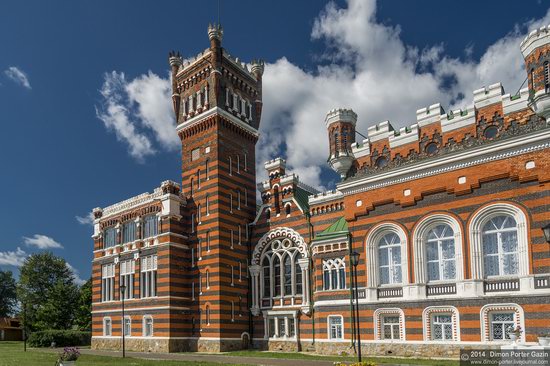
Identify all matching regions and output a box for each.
[1,0,548,283]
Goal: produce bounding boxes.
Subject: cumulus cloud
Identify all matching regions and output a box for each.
[0,247,27,267]
[4,66,31,89]
[66,263,87,286]
[23,234,63,249]
[95,0,550,188]
[76,212,95,225]
[96,71,177,161]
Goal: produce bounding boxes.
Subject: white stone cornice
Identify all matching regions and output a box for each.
[176,106,259,137]
[338,128,550,195]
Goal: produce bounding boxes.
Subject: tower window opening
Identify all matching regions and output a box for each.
[545,62,549,90]
[531,69,536,90]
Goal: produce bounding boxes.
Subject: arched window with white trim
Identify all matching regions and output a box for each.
[366,223,408,288]
[423,306,460,341]
[322,258,346,290]
[469,203,529,280]
[480,303,524,342]
[413,214,463,284]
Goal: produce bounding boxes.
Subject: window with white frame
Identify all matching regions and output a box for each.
[143,214,158,238]
[206,231,211,252]
[378,233,402,285]
[469,204,528,281]
[206,305,211,325]
[375,308,405,340]
[120,260,135,300]
[198,238,203,259]
[205,159,210,180]
[206,195,210,215]
[122,221,136,243]
[197,169,201,189]
[104,227,116,248]
[231,301,235,321]
[143,316,153,337]
[426,224,456,281]
[490,313,515,341]
[328,315,344,340]
[260,240,303,301]
[197,204,202,224]
[101,263,115,302]
[231,265,234,286]
[266,315,296,338]
[230,229,234,249]
[431,314,453,341]
[238,225,242,245]
[381,315,400,340]
[103,317,112,336]
[123,316,131,336]
[140,255,157,298]
[322,258,346,290]
[482,216,519,277]
[206,269,210,289]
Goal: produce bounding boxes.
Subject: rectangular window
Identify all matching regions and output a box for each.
[120,260,135,300]
[191,213,196,233]
[491,313,515,341]
[269,318,276,337]
[382,315,400,340]
[206,232,211,252]
[231,301,235,321]
[143,317,153,337]
[231,265,234,286]
[192,282,195,300]
[231,229,234,248]
[191,248,195,267]
[288,317,296,337]
[238,225,242,244]
[431,314,453,341]
[140,255,158,298]
[328,316,343,340]
[191,148,200,161]
[278,318,286,337]
[143,215,158,238]
[103,318,112,336]
[122,221,136,243]
[104,227,116,248]
[101,263,115,302]
[239,261,242,282]
[123,317,131,336]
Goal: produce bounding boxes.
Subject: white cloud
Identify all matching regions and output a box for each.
[66,263,87,286]
[0,247,27,267]
[256,0,550,189]
[95,0,550,188]
[4,66,31,89]
[23,234,63,249]
[96,71,177,162]
[76,212,95,225]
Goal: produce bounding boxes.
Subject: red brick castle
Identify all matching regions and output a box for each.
[91,24,550,357]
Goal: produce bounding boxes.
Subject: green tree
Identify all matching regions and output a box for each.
[74,278,92,331]
[17,252,79,331]
[0,270,17,317]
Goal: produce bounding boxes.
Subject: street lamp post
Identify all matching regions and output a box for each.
[119,284,126,358]
[350,251,361,363]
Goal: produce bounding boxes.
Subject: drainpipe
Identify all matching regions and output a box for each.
[307,214,315,346]
[347,233,356,350]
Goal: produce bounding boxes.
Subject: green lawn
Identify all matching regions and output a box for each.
[0,342,245,366]
[222,350,459,366]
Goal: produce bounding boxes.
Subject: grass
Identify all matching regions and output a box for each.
[0,341,459,366]
[0,342,245,366]
[222,349,459,366]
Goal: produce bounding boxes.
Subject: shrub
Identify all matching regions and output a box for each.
[28,330,91,348]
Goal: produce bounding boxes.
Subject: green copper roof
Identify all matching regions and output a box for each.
[314,217,349,241]
[293,187,311,213]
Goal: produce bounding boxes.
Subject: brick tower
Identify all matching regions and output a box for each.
[169,24,264,351]
[326,108,357,178]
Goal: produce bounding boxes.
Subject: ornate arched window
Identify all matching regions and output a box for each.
[322,258,346,290]
[250,228,310,315]
[413,214,463,284]
[366,223,408,288]
[469,203,529,280]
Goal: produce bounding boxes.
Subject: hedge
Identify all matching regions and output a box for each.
[27,330,91,347]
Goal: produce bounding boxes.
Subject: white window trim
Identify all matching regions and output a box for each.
[327,315,344,340]
[366,223,409,288]
[373,308,406,341]
[122,316,132,337]
[322,257,347,291]
[422,306,460,341]
[413,214,464,284]
[480,303,524,343]
[469,203,529,280]
[103,317,112,336]
[142,315,154,337]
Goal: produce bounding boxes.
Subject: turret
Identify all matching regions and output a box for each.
[251,60,265,123]
[326,108,357,178]
[521,25,550,121]
[168,51,182,119]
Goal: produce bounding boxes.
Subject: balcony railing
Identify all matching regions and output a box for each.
[426,283,457,296]
[377,287,403,298]
[484,278,520,293]
[535,276,550,289]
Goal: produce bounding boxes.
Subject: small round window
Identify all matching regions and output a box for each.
[375,156,388,168]
[425,142,438,155]
[483,125,499,139]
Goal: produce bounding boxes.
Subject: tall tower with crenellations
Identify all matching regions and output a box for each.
[169,24,264,351]
[521,25,550,121]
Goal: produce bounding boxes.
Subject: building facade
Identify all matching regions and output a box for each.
[91,24,550,357]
